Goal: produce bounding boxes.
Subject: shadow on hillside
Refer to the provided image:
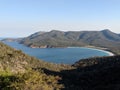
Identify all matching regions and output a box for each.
[0,75,22,89]
[41,59,120,90]
[33,56,120,90]
[60,67,120,90]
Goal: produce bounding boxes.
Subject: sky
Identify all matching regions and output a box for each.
[0,0,120,37]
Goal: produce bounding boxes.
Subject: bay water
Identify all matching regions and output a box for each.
[4,42,109,64]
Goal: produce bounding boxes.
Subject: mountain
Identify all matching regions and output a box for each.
[20,30,87,47]
[101,29,120,41]
[20,29,120,54]
[25,31,46,40]
[119,34,120,37]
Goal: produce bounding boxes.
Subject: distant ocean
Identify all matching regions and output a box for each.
[4,41,110,64]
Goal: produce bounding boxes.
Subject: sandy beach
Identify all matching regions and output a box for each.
[84,47,114,56]
[68,46,114,56]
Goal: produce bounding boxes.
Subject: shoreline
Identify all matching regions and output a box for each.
[86,48,114,56]
[67,46,114,56]
[4,41,115,56]
[28,45,115,56]
[80,46,115,56]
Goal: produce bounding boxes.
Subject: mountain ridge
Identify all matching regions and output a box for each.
[19,29,120,54]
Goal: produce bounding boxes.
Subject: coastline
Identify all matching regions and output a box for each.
[82,46,115,56]
[68,46,114,56]
[102,50,114,56]
[29,45,115,56]
[87,48,114,56]
[4,40,115,56]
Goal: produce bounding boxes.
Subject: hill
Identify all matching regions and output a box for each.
[20,30,86,48]
[0,42,72,90]
[20,29,120,54]
[69,55,120,90]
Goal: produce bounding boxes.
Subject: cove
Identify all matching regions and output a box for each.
[4,41,110,64]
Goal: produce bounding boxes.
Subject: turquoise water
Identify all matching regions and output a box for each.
[4,42,109,64]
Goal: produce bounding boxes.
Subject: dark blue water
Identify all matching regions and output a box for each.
[4,42,109,64]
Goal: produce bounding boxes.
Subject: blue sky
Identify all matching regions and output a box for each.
[0,0,120,37]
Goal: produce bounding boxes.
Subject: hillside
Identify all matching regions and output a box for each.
[0,42,72,72]
[1,42,120,89]
[20,30,86,48]
[0,42,72,90]
[69,55,120,90]
[20,29,120,54]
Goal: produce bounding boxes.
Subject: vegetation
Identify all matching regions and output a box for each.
[0,69,64,90]
[0,42,72,90]
[18,29,120,54]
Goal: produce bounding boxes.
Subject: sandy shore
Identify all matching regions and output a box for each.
[103,50,114,56]
[68,46,114,56]
[83,47,114,56]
